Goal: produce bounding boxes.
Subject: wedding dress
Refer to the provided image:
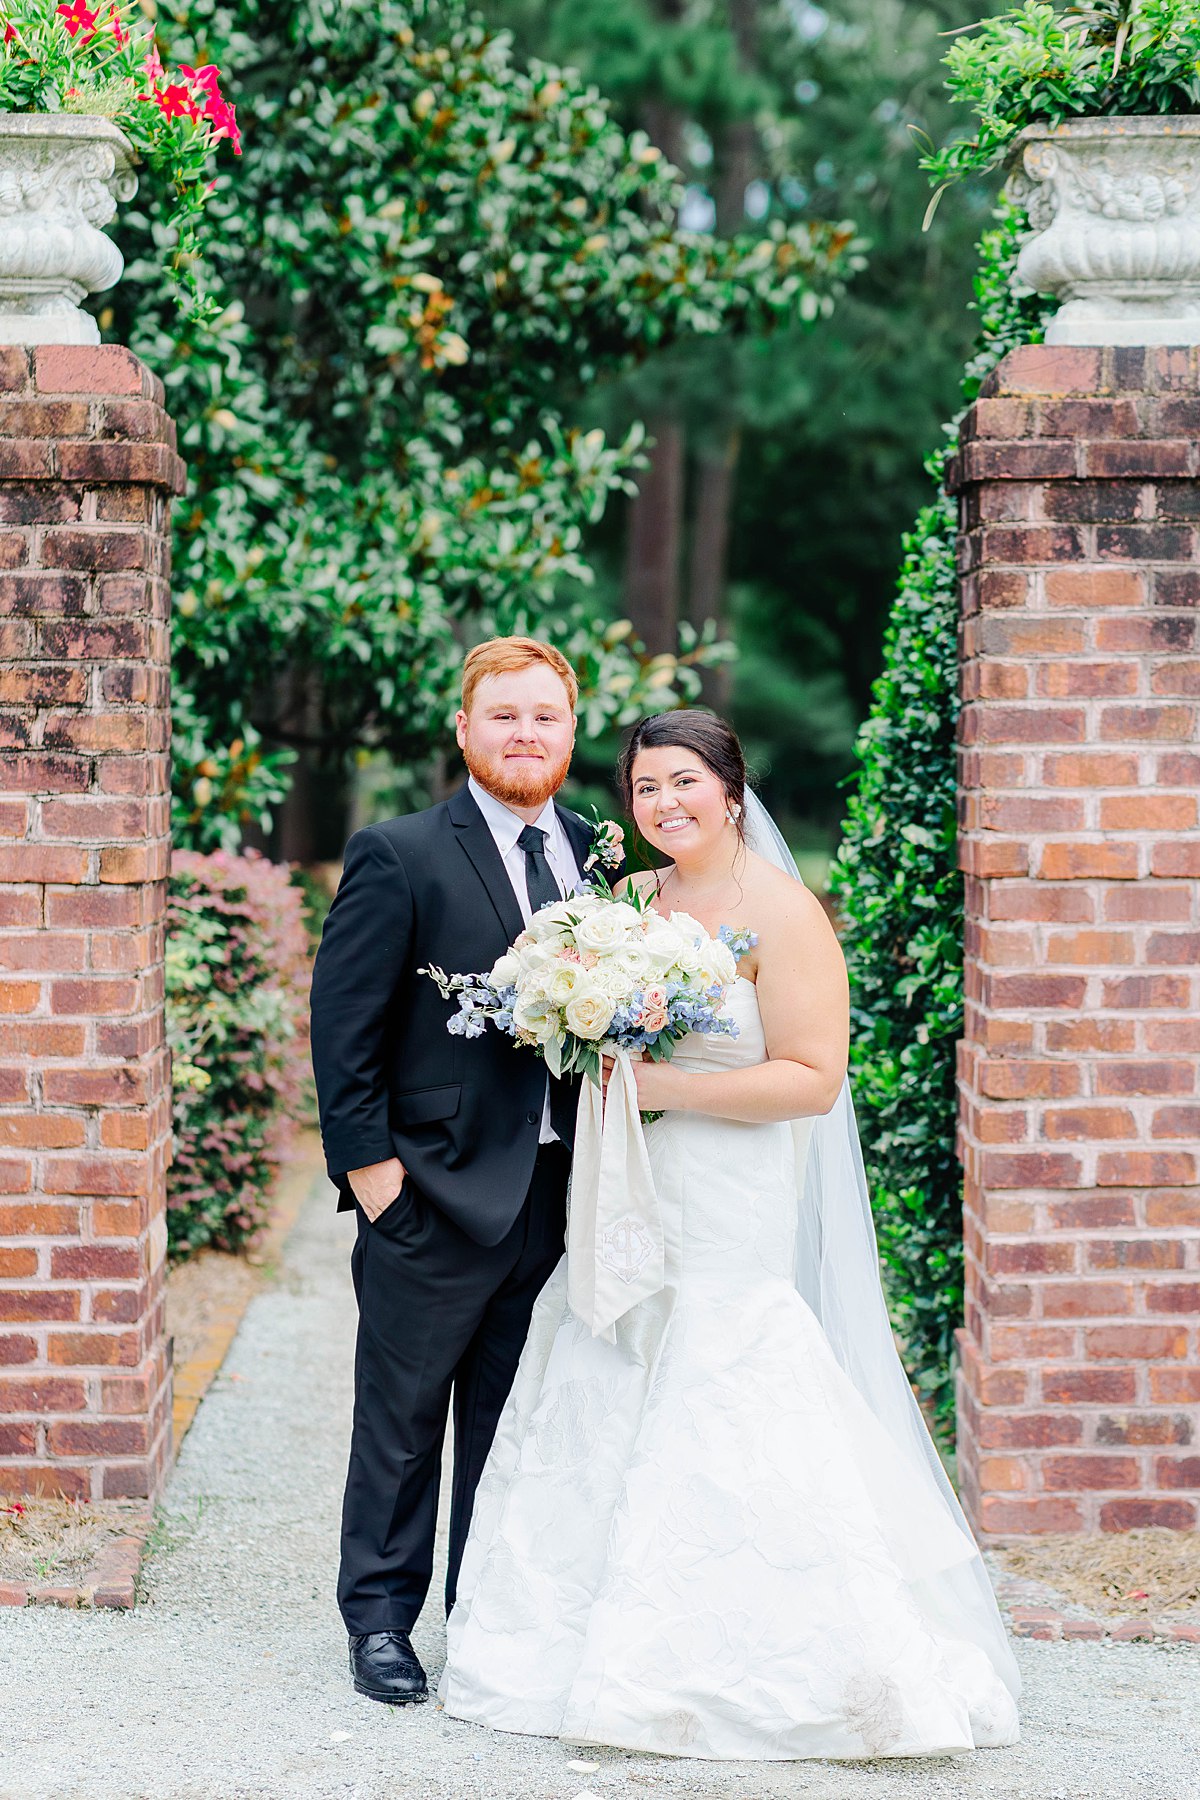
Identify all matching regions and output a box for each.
[440,965,1021,1759]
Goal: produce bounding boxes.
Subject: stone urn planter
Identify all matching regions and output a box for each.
[0,115,137,346]
[1007,116,1200,345]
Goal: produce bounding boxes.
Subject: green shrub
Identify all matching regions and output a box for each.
[165,851,311,1259]
[926,0,1200,193]
[830,198,1051,1422]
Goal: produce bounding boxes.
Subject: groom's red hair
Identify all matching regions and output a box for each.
[461,636,578,714]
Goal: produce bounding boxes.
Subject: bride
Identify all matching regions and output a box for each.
[439,710,1020,1760]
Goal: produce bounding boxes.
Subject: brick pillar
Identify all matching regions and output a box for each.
[0,345,184,1502]
[951,346,1200,1537]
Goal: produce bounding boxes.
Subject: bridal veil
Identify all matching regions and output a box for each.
[742,790,1020,1704]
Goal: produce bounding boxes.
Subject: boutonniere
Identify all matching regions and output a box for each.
[583,809,625,875]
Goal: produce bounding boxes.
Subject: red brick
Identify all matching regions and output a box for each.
[987,973,1087,1010]
[1105,885,1193,922]
[1042,1454,1140,1490]
[1085,1325,1189,1360]
[0,1202,79,1236]
[1044,567,1144,609]
[1088,1240,1185,1271]
[0,981,39,1015]
[1150,1369,1200,1403]
[1096,1061,1194,1096]
[1042,1281,1135,1317]
[1149,1284,1200,1314]
[0,1464,89,1500]
[1039,841,1140,880]
[0,1117,85,1150]
[33,345,143,396]
[1101,1499,1196,1530]
[1155,1458,1200,1491]
[0,845,87,883]
[49,978,138,1016]
[1100,704,1196,741]
[978,1413,1083,1449]
[45,1419,149,1457]
[41,1157,146,1198]
[1102,793,1197,830]
[46,1330,140,1367]
[1146,1192,1200,1227]
[1046,930,1134,965]
[1037,659,1140,698]
[981,1152,1083,1192]
[1108,972,1194,1015]
[0,1249,36,1278]
[1151,841,1200,876]
[0,665,86,707]
[974,706,1087,745]
[1043,1108,1136,1141]
[991,1325,1078,1360]
[1152,1106,1200,1140]
[1045,1019,1137,1054]
[1041,751,1139,786]
[0,1289,79,1322]
[0,1377,84,1412]
[0,1335,36,1366]
[1145,930,1200,965]
[1098,1150,1198,1187]
[977,1059,1080,1100]
[977,1496,1085,1534]
[1043,1367,1137,1405]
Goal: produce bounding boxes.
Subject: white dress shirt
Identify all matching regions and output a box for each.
[467,776,583,1142]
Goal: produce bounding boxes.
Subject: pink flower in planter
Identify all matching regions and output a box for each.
[2,23,16,44]
[155,81,201,123]
[108,5,129,47]
[56,0,99,41]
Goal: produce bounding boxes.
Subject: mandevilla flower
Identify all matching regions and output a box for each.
[55,0,97,41]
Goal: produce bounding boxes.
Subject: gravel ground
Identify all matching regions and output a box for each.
[1,1174,1196,1800]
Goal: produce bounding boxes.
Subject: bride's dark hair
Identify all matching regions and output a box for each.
[616,710,748,844]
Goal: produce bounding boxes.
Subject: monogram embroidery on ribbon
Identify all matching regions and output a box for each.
[598,1215,656,1284]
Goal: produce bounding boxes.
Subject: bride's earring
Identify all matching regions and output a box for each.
[726,802,742,826]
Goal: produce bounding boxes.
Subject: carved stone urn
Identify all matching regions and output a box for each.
[0,115,138,345]
[1007,116,1200,345]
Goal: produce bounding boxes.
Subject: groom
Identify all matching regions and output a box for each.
[310,636,613,1707]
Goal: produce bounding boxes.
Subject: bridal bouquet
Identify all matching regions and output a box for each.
[422,886,754,1088]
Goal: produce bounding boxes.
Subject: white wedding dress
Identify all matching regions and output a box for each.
[440,975,1021,1760]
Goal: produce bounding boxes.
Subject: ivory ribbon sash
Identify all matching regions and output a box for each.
[566,1047,665,1342]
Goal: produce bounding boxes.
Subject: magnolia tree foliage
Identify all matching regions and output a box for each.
[102,0,858,849]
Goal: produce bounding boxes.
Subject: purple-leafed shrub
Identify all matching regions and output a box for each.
[166,849,312,1259]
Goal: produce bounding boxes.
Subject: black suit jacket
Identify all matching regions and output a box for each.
[310,784,612,1246]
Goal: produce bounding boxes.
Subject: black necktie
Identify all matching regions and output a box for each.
[516,824,561,914]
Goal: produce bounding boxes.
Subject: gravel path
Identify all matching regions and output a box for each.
[1,1174,1196,1800]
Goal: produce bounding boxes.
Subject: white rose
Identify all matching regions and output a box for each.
[610,943,653,982]
[490,951,521,989]
[564,987,616,1040]
[573,902,642,954]
[593,961,635,1000]
[526,900,579,941]
[641,915,689,970]
[546,961,586,1004]
[699,939,738,988]
[513,993,556,1044]
[670,939,703,977]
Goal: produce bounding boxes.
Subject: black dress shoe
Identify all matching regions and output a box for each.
[348,1630,428,1705]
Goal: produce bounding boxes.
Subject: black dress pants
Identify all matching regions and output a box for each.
[337,1143,569,1635]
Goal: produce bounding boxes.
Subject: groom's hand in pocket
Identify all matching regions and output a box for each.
[348,1156,407,1222]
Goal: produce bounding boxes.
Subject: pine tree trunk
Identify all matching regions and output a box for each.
[624,413,685,656]
[685,0,758,707]
[622,5,688,658]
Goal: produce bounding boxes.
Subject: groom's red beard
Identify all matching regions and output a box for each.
[462,741,573,810]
